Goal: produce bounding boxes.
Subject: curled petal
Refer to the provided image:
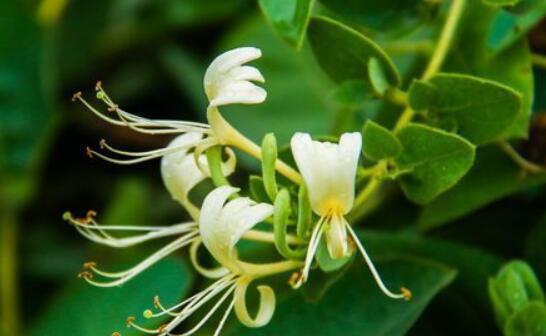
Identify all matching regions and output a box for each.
[203,47,266,107]
[234,278,276,328]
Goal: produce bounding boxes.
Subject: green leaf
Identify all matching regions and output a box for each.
[418,146,546,231]
[395,124,476,204]
[488,1,546,52]
[258,0,314,49]
[227,257,455,336]
[408,80,438,111]
[307,16,400,86]
[408,73,522,145]
[368,57,391,96]
[505,302,546,336]
[445,1,533,139]
[362,120,402,161]
[317,0,428,35]
[30,258,193,336]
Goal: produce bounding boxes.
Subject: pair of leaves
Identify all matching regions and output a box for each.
[408,73,522,145]
[362,122,475,205]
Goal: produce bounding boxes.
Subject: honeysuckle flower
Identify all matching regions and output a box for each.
[127,186,301,336]
[290,132,410,300]
[72,47,266,167]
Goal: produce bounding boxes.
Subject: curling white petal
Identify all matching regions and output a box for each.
[291,132,362,216]
[199,186,273,273]
[204,47,266,107]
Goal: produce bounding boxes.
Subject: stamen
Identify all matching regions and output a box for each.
[162,284,237,336]
[292,217,325,288]
[78,234,198,287]
[345,224,410,300]
[126,316,162,334]
[87,139,201,166]
[72,91,210,135]
[65,211,197,248]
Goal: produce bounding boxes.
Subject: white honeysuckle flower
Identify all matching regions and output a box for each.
[204,47,266,107]
[291,132,410,301]
[126,186,300,336]
[63,211,199,288]
[161,132,236,220]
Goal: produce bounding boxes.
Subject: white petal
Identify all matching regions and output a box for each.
[199,186,273,272]
[161,134,235,204]
[291,132,362,216]
[204,47,266,107]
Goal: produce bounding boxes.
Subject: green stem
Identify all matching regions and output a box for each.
[207,107,302,184]
[393,0,466,132]
[354,0,466,216]
[498,141,545,174]
[1,211,19,336]
[532,53,546,70]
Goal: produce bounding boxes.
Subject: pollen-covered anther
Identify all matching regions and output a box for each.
[72,91,82,102]
[126,316,136,327]
[95,81,103,90]
[77,271,93,279]
[107,104,119,113]
[99,139,107,149]
[111,332,121,336]
[83,261,97,269]
[401,287,412,301]
[85,146,94,158]
[288,271,301,288]
[157,324,168,333]
[153,295,161,308]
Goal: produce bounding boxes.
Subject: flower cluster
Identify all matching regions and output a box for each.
[66,47,411,336]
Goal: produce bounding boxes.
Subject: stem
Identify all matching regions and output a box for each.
[532,53,546,70]
[393,0,466,132]
[354,0,466,216]
[207,107,302,184]
[241,260,303,279]
[242,230,304,245]
[498,141,544,174]
[1,211,19,336]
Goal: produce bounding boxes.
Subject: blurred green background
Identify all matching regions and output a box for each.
[2,0,546,335]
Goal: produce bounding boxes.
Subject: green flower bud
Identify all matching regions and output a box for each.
[489,260,545,330]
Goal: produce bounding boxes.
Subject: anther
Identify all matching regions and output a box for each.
[111,332,121,336]
[153,296,160,308]
[99,139,107,149]
[401,287,412,301]
[288,271,300,288]
[86,210,97,218]
[72,91,82,102]
[86,147,94,158]
[95,81,103,90]
[83,261,97,269]
[126,316,135,327]
[78,271,93,279]
[157,324,168,333]
[107,105,119,112]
